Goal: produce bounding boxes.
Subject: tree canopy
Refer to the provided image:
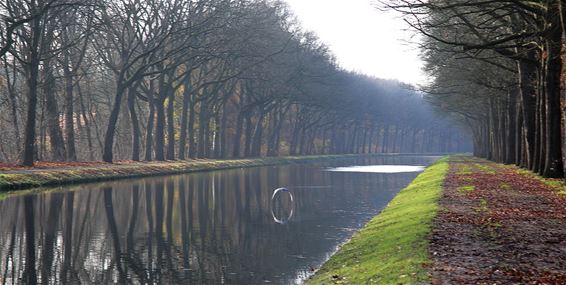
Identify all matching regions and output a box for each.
[0,0,468,165]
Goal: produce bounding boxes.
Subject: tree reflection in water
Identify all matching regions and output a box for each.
[0,156,438,284]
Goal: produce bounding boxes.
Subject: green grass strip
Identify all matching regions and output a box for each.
[307,157,448,284]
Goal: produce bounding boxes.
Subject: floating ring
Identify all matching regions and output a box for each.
[271,187,294,224]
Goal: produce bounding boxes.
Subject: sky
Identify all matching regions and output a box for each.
[284,0,427,85]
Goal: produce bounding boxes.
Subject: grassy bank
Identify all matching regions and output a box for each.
[0,154,383,191]
[307,157,449,284]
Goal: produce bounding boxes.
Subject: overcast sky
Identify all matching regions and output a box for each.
[284,0,426,85]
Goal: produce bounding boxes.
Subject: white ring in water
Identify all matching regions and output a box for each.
[271,187,294,224]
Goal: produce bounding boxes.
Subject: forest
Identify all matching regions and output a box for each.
[0,0,469,167]
[385,0,566,179]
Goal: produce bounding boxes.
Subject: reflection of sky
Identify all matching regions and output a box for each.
[326,165,425,173]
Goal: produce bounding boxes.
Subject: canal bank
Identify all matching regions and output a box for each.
[308,156,566,284]
[307,157,448,284]
[0,154,423,191]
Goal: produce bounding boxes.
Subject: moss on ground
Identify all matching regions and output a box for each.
[499,183,511,191]
[0,154,388,192]
[307,157,448,285]
[458,185,475,193]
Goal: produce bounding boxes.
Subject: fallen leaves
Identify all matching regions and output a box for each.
[430,158,566,285]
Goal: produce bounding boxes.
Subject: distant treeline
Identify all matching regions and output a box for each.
[0,0,469,165]
[387,0,566,178]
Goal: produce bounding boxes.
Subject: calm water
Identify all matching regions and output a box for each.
[0,155,438,284]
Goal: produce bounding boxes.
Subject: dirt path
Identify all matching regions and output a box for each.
[430,157,566,285]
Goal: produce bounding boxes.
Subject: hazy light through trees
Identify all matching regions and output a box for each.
[284,0,426,85]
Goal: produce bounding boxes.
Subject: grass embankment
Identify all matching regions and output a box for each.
[0,154,375,191]
[308,157,449,284]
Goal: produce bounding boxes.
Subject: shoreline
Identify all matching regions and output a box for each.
[0,153,441,192]
[307,157,448,284]
[307,156,566,284]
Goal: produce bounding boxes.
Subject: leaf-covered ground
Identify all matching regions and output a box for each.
[430,156,566,284]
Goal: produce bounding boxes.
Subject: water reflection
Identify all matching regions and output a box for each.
[0,156,438,284]
[326,165,426,173]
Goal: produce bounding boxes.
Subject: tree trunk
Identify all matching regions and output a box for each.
[213,111,222,158]
[516,95,524,166]
[102,80,127,163]
[251,111,265,157]
[188,98,197,159]
[144,84,155,161]
[220,102,229,158]
[289,119,301,155]
[267,108,284,157]
[232,110,244,158]
[244,112,254,157]
[154,98,166,161]
[63,57,77,161]
[391,126,399,153]
[154,76,170,161]
[382,125,390,153]
[558,0,566,179]
[197,101,209,158]
[43,60,67,161]
[321,129,328,155]
[363,127,369,153]
[3,57,21,154]
[535,65,546,175]
[349,125,358,153]
[203,114,211,158]
[78,85,94,160]
[504,89,517,164]
[543,9,564,178]
[517,57,538,170]
[368,125,374,154]
[22,11,42,166]
[166,84,175,160]
[178,76,191,160]
[411,129,418,153]
[128,85,141,161]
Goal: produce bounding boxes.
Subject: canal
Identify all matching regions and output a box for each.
[0,155,439,284]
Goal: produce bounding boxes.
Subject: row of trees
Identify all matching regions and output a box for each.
[385,0,566,178]
[0,0,468,166]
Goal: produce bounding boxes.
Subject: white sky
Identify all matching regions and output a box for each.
[284,0,427,85]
